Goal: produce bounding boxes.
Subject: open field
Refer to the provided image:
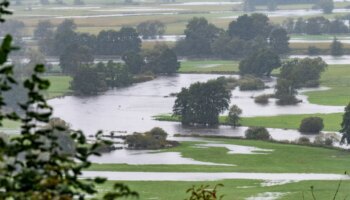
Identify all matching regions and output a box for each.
[45,75,72,99]
[97,179,350,200]
[89,139,350,173]
[8,1,350,36]
[305,65,350,106]
[179,60,239,73]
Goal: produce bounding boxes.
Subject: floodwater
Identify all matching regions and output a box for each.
[49,74,343,142]
[82,171,350,182]
[290,55,350,65]
[167,1,242,6]
[90,141,273,165]
[90,149,232,166]
[222,8,350,19]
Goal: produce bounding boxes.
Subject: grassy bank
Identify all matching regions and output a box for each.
[304,65,350,106]
[97,180,350,200]
[154,113,343,132]
[45,75,72,99]
[89,139,350,173]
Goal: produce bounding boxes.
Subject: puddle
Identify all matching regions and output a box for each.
[290,55,350,65]
[246,192,289,200]
[196,143,273,155]
[90,149,233,166]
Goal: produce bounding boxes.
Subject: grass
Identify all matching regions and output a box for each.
[179,60,239,73]
[45,75,72,99]
[88,138,350,174]
[96,180,350,200]
[241,113,342,132]
[305,65,350,106]
[154,113,343,132]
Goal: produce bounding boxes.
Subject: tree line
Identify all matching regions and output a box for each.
[283,17,350,35]
[175,14,290,59]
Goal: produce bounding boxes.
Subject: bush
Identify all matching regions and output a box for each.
[245,127,271,140]
[314,133,339,146]
[299,117,324,134]
[254,94,270,104]
[276,95,300,105]
[125,127,174,150]
[238,75,265,91]
[307,46,321,55]
[297,136,311,145]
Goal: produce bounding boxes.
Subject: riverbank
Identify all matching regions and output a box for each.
[154,113,343,132]
[88,138,350,174]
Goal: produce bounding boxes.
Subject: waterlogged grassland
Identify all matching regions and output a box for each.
[89,139,350,174]
[97,180,350,200]
[179,60,239,73]
[305,65,350,106]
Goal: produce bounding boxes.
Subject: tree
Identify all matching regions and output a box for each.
[173,78,231,126]
[340,103,350,145]
[59,43,94,75]
[52,19,78,55]
[318,0,334,14]
[275,78,299,105]
[34,20,53,40]
[71,66,107,95]
[175,17,221,56]
[280,58,327,88]
[0,2,137,198]
[145,44,180,74]
[239,48,281,77]
[227,105,242,127]
[228,14,271,41]
[122,51,145,74]
[269,28,290,55]
[330,37,344,56]
[137,20,166,39]
[299,117,324,134]
[96,27,141,56]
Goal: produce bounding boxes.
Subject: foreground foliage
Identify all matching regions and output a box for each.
[0,2,137,199]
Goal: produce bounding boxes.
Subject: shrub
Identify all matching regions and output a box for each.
[314,133,339,146]
[125,127,173,149]
[297,136,311,145]
[254,94,270,104]
[238,75,265,91]
[299,117,324,134]
[276,95,300,105]
[245,127,271,140]
[307,46,321,55]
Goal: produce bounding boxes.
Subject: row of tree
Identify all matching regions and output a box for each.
[282,17,350,35]
[243,0,334,14]
[175,14,290,58]
[37,20,141,56]
[69,44,179,95]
